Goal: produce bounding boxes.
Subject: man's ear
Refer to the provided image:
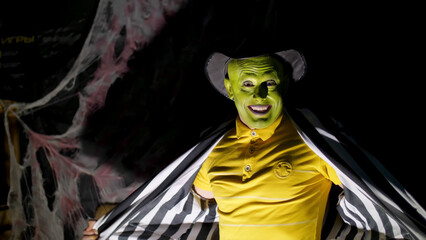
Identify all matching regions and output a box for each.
[224,77,234,100]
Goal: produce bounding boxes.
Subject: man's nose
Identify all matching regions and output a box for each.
[254,82,268,99]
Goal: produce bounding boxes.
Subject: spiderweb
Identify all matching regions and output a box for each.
[2,0,187,239]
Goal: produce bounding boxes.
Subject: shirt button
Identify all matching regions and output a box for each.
[251,131,256,137]
[245,165,251,172]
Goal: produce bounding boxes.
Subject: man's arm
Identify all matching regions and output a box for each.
[193,185,214,199]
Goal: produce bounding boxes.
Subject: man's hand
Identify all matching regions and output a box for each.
[82,220,98,240]
[193,185,214,199]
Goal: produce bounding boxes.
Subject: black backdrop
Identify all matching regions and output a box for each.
[1,0,424,232]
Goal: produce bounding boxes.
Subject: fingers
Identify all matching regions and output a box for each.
[82,230,98,240]
[83,228,98,236]
[82,235,98,240]
[82,220,98,240]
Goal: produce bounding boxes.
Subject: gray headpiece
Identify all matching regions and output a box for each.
[204,49,306,98]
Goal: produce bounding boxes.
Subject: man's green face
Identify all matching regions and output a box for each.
[225,55,289,129]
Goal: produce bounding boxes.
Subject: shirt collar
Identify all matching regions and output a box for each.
[236,114,284,141]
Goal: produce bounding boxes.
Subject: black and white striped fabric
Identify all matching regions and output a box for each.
[94,108,426,239]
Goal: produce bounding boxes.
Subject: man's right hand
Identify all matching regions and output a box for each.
[82,220,98,240]
[193,185,214,199]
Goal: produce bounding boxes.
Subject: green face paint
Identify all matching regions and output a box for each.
[225,55,289,129]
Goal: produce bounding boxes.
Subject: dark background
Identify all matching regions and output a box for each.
[1,0,424,233]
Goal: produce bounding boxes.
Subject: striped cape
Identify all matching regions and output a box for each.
[93,107,426,239]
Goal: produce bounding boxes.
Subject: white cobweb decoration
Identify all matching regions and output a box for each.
[2,0,187,239]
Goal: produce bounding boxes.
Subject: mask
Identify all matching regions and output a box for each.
[225,55,288,129]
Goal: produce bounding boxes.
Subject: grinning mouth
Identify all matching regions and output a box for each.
[248,105,271,115]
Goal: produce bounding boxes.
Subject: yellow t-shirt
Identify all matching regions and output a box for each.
[193,113,341,240]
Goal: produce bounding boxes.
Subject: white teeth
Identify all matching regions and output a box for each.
[250,106,268,111]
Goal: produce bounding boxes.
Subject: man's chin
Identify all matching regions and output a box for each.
[246,117,273,129]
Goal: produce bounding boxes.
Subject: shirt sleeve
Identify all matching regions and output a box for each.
[193,160,213,192]
[319,158,341,185]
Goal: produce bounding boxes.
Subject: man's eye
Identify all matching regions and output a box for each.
[267,80,277,86]
[243,81,254,87]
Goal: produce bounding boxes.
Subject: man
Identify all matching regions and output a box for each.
[84,49,425,239]
[193,53,342,239]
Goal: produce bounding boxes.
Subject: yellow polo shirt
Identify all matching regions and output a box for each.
[193,113,341,240]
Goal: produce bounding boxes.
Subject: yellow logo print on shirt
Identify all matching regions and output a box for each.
[274,161,293,179]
